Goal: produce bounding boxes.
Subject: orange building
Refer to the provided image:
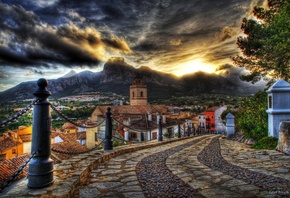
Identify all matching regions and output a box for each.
[18,126,32,154]
[205,106,227,133]
[205,108,216,132]
[62,122,78,133]
[0,131,23,159]
[18,126,32,135]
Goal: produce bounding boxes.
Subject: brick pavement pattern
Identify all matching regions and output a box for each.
[2,135,290,197]
[74,135,290,197]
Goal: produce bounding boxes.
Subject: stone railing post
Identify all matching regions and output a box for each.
[226,113,235,137]
[158,117,163,141]
[104,107,113,150]
[28,78,53,188]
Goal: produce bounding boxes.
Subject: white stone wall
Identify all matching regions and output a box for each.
[266,79,290,138]
[215,106,227,133]
[198,114,206,129]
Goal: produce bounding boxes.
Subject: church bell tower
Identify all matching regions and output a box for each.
[130,77,147,106]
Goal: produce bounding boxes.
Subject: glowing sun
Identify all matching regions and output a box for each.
[175,59,216,76]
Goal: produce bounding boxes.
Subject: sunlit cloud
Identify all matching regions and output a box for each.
[0,83,14,91]
[31,0,59,8]
[0,0,268,91]
[0,71,9,78]
[170,39,182,46]
[172,59,216,76]
[0,3,131,68]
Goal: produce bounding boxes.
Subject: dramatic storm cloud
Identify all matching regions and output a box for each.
[0,0,266,91]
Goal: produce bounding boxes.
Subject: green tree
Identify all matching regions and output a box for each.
[236,91,268,141]
[232,0,290,82]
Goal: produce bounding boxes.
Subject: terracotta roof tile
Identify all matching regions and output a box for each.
[206,106,220,112]
[19,134,32,142]
[94,104,166,117]
[0,154,29,187]
[0,138,21,153]
[62,122,78,129]
[114,115,178,132]
[77,132,86,140]
[51,141,88,160]
[54,132,78,142]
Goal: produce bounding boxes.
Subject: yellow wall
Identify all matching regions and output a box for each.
[18,126,32,135]
[4,144,23,159]
[64,128,77,133]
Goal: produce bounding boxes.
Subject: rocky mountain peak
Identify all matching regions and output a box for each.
[60,70,77,78]
[138,66,153,71]
[106,57,125,64]
[0,57,267,102]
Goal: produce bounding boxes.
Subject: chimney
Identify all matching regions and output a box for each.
[157,115,161,124]
[148,113,152,121]
[162,114,166,124]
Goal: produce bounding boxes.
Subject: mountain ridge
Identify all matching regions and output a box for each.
[0,57,266,101]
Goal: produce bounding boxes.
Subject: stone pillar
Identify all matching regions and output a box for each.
[178,122,181,138]
[226,113,235,137]
[124,129,129,141]
[158,118,163,141]
[266,79,290,138]
[277,121,290,155]
[148,130,151,140]
[28,78,53,188]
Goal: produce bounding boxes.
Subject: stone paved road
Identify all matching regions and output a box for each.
[73,135,290,198]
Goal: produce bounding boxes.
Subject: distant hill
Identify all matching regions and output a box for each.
[0,57,266,102]
[60,70,77,78]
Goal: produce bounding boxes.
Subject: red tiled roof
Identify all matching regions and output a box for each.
[54,132,78,142]
[77,131,86,140]
[206,106,220,112]
[93,104,166,117]
[0,138,21,153]
[62,122,78,129]
[114,115,178,132]
[19,134,32,142]
[0,154,29,187]
[51,141,88,160]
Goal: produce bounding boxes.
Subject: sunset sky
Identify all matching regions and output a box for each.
[0,0,266,91]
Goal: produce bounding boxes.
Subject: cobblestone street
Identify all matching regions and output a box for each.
[73,135,290,198]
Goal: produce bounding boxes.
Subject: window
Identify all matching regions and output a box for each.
[12,149,16,154]
[140,91,143,97]
[132,92,135,97]
[130,133,137,139]
[268,95,272,108]
[152,132,157,139]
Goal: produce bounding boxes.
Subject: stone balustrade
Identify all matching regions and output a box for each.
[2,137,190,197]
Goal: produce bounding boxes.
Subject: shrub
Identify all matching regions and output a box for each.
[236,91,268,141]
[164,131,170,138]
[252,136,278,150]
[113,139,126,147]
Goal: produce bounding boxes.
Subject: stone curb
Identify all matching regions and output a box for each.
[2,137,193,198]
